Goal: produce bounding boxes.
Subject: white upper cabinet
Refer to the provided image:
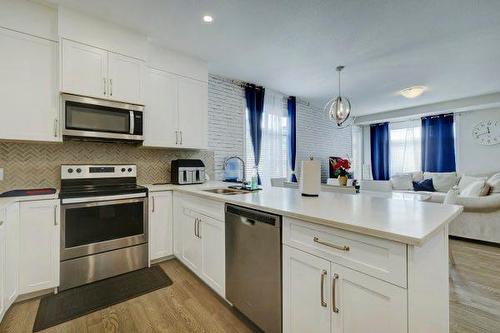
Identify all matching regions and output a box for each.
[61,39,108,99]
[144,69,179,147]
[144,69,208,150]
[178,77,208,149]
[61,39,144,105]
[149,191,173,261]
[19,200,60,294]
[0,28,59,142]
[108,52,144,104]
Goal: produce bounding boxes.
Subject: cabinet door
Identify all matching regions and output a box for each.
[149,192,173,261]
[331,264,407,333]
[0,209,5,320]
[19,200,60,294]
[283,245,331,333]
[199,215,225,297]
[4,203,19,309]
[108,52,144,104]
[0,28,60,142]
[61,39,108,99]
[180,206,202,273]
[144,69,179,147]
[178,77,208,149]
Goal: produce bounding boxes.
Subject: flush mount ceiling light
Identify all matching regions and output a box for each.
[203,15,213,23]
[398,86,427,98]
[324,65,353,128]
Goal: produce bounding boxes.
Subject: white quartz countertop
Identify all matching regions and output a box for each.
[145,181,463,246]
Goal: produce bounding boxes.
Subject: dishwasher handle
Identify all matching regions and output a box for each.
[226,204,281,227]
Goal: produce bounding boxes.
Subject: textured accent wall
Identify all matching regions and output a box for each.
[207,74,246,180]
[0,141,214,192]
[296,102,352,182]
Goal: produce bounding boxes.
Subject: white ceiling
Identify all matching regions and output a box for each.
[48,0,500,116]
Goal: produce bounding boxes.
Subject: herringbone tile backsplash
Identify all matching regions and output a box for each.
[0,141,214,192]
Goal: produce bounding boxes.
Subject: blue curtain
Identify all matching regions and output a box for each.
[245,84,265,184]
[370,122,390,180]
[421,114,456,172]
[287,96,297,182]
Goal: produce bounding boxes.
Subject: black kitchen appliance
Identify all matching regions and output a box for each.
[171,159,205,185]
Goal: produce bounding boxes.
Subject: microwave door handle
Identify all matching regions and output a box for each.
[129,111,134,135]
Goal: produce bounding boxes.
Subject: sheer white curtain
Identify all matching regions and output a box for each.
[245,90,288,187]
[389,120,421,175]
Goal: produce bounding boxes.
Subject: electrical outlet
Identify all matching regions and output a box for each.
[0,168,3,181]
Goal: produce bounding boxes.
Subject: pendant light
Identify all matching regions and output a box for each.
[325,65,353,128]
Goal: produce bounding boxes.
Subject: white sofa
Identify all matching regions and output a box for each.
[360,172,500,244]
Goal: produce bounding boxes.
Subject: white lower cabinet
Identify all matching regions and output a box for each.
[149,191,173,261]
[4,203,19,310]
[0,208,6,321]
[19,200,60,294]
[173,193,225,297]
[283,245,407,333]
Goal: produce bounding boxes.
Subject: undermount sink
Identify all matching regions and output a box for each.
[203,188,251,195]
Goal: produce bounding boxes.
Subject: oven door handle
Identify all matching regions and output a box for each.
[61,192,147,205]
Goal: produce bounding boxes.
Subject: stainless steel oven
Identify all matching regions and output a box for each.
[59,164,148,291]
[62,94,144,142]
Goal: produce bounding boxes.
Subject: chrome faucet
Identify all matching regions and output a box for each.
[223,156,246,183]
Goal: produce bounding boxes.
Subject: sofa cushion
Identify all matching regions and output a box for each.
[413,179,435,192]
[390,174,413,190]
[423,172,459,192]
[487,173,500,193]
[444,188,459,205]
[459,175,487,192]
[460,180,490,197]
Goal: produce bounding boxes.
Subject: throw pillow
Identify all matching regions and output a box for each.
[423,172,459,192]
[460,180,490,197]
[411,171,424,181]
[413,179,435,192]
[458,175,487,192]
[487,173,500,193]
[444,188,459,205]
[390,174,413,190]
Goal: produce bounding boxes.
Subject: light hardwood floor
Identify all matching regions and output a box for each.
[1,239,499,333]
[450,238,500,333]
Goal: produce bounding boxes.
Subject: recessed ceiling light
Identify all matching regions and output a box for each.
[203,15,213,23]
[398,86,427,98]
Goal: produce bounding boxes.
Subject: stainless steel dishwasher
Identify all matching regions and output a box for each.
[225,204,282,333]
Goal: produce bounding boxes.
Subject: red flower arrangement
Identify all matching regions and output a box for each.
[330,157,351,177]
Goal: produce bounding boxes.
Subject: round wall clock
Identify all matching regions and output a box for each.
[472,120,500,145]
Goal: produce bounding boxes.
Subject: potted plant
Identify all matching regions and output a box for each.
[331,158,350,186]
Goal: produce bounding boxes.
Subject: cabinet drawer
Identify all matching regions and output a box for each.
[283,217,407,287]
[175,192,224,221]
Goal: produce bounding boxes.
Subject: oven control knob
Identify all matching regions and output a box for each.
[121,168,126,172]
[128,168,133,173]
[68,168,73,173]
[76,168,82,173]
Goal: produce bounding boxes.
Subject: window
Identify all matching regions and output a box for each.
[389,120,421,175]
[245,90,288,187]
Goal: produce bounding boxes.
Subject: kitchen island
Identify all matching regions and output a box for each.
[147,181,463,333]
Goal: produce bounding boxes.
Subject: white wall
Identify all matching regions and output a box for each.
[296,102,352,182]
[455,108,500,175]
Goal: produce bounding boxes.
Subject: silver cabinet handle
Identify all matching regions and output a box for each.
[109,78,113,96]
[0,220,4,226]
[152,196,155,213]
[103,78,107,95]
[53,119,58,137]
[175,131,179,145]
[54,205,58,226]
[197,218,201,239]
[313,237,350,252]
[332,273,339,313]
[194,218,197,237]
[320,270,327,307]
[180,131,183,145]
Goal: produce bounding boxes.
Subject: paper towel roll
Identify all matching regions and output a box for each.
[299,158,321,196]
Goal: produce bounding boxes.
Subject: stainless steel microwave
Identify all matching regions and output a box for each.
[62,94,144,142]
